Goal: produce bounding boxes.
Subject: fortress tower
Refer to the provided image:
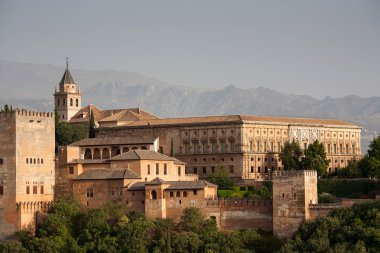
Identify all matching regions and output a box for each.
[53,58,81,122]
[0,109,55,240]
[272,170,318,239]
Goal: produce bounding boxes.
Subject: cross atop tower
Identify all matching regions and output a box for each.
[66,55,69,69]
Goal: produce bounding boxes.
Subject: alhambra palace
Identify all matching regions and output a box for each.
[0,64,363,240]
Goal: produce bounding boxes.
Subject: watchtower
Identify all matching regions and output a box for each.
[272,170,318,239]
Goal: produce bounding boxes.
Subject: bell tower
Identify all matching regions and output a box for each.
[54,57,81,122]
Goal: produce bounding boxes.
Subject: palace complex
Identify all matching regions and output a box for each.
[0,62,363,240]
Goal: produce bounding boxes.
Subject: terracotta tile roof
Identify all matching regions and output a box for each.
[166,180,217,190]
[145,177,167,185]
[111,114,357,128]
[70,136,157,146]
[127,179,216,190]
[73,168,141,180]
[67,159,109,164]
[110,150,181,162]
[99,108,159,122]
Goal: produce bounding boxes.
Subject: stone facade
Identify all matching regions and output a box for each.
[94,117,361,180]
[0,110,55,240]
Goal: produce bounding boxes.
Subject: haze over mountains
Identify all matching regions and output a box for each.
[0,60,379,150]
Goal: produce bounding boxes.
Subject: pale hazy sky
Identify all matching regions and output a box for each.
[0,0,379,98]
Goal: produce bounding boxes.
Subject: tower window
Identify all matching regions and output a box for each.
[0,182,4,195]
[156,163,159,175]
[164,163,167,175]
[70,98,73,106]
[26,185,30,194]
[86,188,94,198]
[57,99,60,106]
[33,186,37,194]
[0,158,3,165]
[63,99,65,106]
[76,99,79,107]
[69,167,74,175]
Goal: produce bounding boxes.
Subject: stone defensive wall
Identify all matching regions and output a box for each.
[272,170,317,179]
[0,109,54,119]
[205,198,273,231]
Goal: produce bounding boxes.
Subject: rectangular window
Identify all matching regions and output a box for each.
[164,163,167,175]
[170,192,174,197]
[256,141,260,152]
[352,144,356,154]
[250,141,253,152]
[86,188,94,198]
[264,142,267,151]
[147,164,150,175]
[333,144,337,154]
[33,186,37,194]
[221,142,226,153]
[203,167,206,174]
[193,143,199,154]
[0,158,3,165]
[277,142,281,153]
[211,166,215,173]
[230,166,234,174]
[270,142,274,152]
[203,142,207,153]
[40,185,44,194]
[69,166,74,175]
[0,185,3,195]
[327,144,331,154]
[178,166,181,176]
[193,190,197,195]
[193,167,198,174]
[346,144,349,154]
[156,163,159,175]
[184,143,190,154]
[230,141,234,152]
[211,142,216,153]
[339,144,343,154]
[26,186,30,194]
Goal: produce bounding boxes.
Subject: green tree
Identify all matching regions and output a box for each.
[280,140,303,170]
[171,231,203,253]
[0,240,28,253]
[3,104,10,113]
[301,140,330,176]
[89,109,96,138]
[178,207,205,233]
[368,135,380,159]
[208,167,234,190]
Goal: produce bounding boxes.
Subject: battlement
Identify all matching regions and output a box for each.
[272,170,317,179]
[206,198,272,208]
[0,109,54,119]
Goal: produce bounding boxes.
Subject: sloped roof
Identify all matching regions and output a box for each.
[73,168,141,180]
[110,149,180,162]
[70,136,157,146]
[67,159,109,164]
[127,179,217,190]
[99,108,159,122]
[145,177,167,185]
[110,114,357,128]
[59,68,76,85]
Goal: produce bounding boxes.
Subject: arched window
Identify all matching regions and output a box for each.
[152,190,157,200]
[70,98,73,106]
[123,147,129,153]
[37,158,40,164]
[102,148,110,159]
[63,99,65,106]
[29,158,32,164]
[111,147,121,157]
[57,99,60,106]
[84,149,92,159]
[41,159,43,164]
[76,99,79,107]
[183,191,188,197]
[26,158,28,164]
[93,149,101,159]
[33,158,36,164]
[141,146,147,150]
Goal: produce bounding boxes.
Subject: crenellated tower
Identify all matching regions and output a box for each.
[53,58,81,122]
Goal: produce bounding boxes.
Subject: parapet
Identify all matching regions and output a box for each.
[272,170,317,179]
[0,109,54,119]
[206,198,272,208]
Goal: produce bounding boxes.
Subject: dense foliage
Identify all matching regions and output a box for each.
[279,140,302,170]
[318,178,380,199]
[55,110,89,148]
[280,200,380,253]
[0,198,283,253]
[280,140,329,176]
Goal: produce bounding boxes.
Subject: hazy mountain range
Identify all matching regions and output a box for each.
[0,60,379,150]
